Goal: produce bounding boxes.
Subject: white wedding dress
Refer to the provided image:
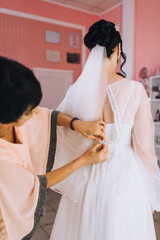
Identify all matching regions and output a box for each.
[50,79,159,240]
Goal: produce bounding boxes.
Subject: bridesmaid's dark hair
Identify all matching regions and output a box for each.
[84,19,127,78]
[0,56,42,123]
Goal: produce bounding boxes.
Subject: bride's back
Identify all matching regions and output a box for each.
[103,79,142,125]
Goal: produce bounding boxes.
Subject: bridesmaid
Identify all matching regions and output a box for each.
[0,56,108,240]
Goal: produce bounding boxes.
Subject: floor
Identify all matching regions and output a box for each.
[31,190,61,240]
[31,189,160,240]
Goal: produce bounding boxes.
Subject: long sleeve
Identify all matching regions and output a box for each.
[19,107,59,175]
[132,86,160,211]
[0,160,48,240]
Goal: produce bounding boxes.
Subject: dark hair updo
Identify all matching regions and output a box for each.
[0,56,42,123]
[84,19,126,77]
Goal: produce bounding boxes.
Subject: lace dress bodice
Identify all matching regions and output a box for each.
[105,122,133,150]
[102,79,141,155]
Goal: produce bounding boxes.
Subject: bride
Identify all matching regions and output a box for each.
[50,20,160,240]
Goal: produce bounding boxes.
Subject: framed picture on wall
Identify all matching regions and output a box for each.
[69,32,79,49]
[45,30,61,44]
[67,52,80,64]
[46,50,61,62]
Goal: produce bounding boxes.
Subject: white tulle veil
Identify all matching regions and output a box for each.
[51,45,107,201]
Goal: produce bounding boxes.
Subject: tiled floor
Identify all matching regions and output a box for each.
[31,189,160,240]
[31,190,61,240]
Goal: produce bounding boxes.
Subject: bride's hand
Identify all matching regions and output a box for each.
[82,143,108,165]
[73,120,106,141]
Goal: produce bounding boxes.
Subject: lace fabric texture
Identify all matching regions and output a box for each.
[106,79,160,211]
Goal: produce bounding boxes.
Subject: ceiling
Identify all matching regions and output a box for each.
[44,0,122,15]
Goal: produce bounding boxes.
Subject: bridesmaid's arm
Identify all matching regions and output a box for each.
[45,143,108,188]
[57,112,106,141]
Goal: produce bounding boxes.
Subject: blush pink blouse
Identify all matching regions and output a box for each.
[0,107,59,240]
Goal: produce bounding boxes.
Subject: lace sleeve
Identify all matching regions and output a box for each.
[132,85,160,211]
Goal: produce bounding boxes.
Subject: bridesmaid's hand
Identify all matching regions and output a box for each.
[73,120,106,141]
[82,143,109,165]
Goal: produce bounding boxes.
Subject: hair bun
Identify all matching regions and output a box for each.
[83,19,126,77]
[84,20,115,50]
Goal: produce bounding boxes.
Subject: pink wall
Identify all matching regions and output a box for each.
[0,13,82,81]
[134,0,160,80]
[0,0,123,81]
[2,0,159,82]
[101,5,122,34]
[0,0,99,28]
[102,2,160,81]
[0,0,98,81]
[101,5,123,73]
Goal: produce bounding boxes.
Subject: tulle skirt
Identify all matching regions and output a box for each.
[50,146,157,240]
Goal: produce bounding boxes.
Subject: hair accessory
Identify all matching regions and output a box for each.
[70,117,79,130]
[115,23,120,32]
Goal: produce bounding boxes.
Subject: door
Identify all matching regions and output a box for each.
[33,68,73,110]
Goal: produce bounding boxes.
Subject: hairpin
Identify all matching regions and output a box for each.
[115,23,120,32]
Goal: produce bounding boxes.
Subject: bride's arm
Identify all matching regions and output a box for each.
[132,86,157,173]
[57,112,106,141]
[132,85,160,212]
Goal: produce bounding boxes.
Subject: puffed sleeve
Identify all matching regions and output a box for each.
[132,85,160,211]
[0,159,48,240]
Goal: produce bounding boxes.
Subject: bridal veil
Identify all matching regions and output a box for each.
[51,45,107,201]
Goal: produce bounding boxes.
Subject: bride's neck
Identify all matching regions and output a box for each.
[107,63,124,84]
[107,71,123,84]
[106,55,124,84]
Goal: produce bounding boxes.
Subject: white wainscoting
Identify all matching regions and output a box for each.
[33,68,73,110]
